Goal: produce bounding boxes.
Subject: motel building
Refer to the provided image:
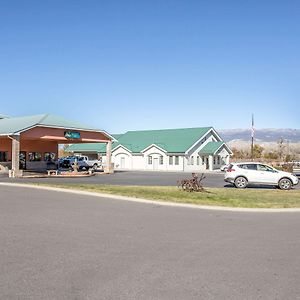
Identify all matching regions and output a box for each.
[0,114,114,177]
[67,127,232,172]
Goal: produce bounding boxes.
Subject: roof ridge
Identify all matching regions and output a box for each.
[126,126,213,133]
[37,113,49,125]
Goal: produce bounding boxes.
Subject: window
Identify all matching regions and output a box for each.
[169,156,173,165]
[213,157,216,164]
[28,152,41,161]
[217,156,220,164]
[197,156,200,165]
[257,164,274,172]
[239,164,257,170]
[191,156,194,165]
[44,152,56,162]
[0,151,8,162]
[175,156,179,165]
[148,156,152,165]
[159,155,163,165]
[202,156,205,165]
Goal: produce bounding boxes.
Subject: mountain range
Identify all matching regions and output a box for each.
[218,128,300,144]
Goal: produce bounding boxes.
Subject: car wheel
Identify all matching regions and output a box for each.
[278,178,292,190]
[92,164,98,170]
[234,176,248,188]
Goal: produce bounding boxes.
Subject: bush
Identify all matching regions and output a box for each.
[282,164,293,173]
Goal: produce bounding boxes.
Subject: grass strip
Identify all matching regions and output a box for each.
[30,183,300,209]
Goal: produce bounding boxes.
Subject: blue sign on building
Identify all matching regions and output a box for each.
[64,131,81,139]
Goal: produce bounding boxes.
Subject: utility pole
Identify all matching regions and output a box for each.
[251,113,254,160]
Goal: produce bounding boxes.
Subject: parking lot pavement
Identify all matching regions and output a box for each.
[0,170,299,189]
[0,171,226,188]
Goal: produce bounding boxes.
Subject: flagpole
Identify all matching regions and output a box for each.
[251,113,254,160]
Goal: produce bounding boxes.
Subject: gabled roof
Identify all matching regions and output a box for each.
[199,141,232,155]
[67,127,213,154]
[115,127,212,153]
[0,113,112,138]
[141,143,168,153]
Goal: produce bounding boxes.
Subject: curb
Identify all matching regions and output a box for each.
[1,182,300,213]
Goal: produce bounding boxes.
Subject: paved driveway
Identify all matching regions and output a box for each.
[1,170,299,189]
[0,171,226,187]
[1,185,300,299]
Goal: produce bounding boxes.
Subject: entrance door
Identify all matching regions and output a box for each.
[19,151,26,170]
[206,157,209,170]
[153,158,159,170]
[120,157,125,168]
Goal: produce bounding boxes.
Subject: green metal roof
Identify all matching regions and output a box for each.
[67,127,213,154]
[66,134,122,152]
[117,127,212,153]
[67,143,107,152]
[199,141,224,155]
[0,113,110,136]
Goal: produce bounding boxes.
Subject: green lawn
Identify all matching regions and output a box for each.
[32,183,300,209]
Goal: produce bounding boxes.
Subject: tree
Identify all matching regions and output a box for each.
[58,144,70,158]
[285,154,296,162]
[252,144,264,159]
[231,147,250,160]
[277,138,285,161]
[264,151,279,160]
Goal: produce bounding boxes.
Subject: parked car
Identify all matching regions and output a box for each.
[224,162,299,190]
[59,155,102,171]
[75,156,102,170]
[58,156,74,168]
[220,164,230,172]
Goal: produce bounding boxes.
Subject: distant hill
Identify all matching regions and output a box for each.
[218,128,300,143]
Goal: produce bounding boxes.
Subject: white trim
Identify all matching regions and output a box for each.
[214,143,233,155]
[112,144,132,153]
[141,144,167,153]
[212,143,224,155]
[210,128,224,143]
[199,142,233,156]
[185,127,222,154]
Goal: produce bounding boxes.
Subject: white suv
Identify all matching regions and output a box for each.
[224,162,299,190]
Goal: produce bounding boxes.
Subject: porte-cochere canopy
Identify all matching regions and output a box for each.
[0,114,114,177]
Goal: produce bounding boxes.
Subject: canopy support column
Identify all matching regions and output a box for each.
[105,141,113,173]
[10,135,21,177]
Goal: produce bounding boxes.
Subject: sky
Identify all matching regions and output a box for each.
[0,0,299,133]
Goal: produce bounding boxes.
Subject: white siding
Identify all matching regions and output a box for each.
[143,146,168,171]
[112,146,132,170]
[72,128,231,172]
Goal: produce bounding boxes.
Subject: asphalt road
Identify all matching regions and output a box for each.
[1,185,300,299]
